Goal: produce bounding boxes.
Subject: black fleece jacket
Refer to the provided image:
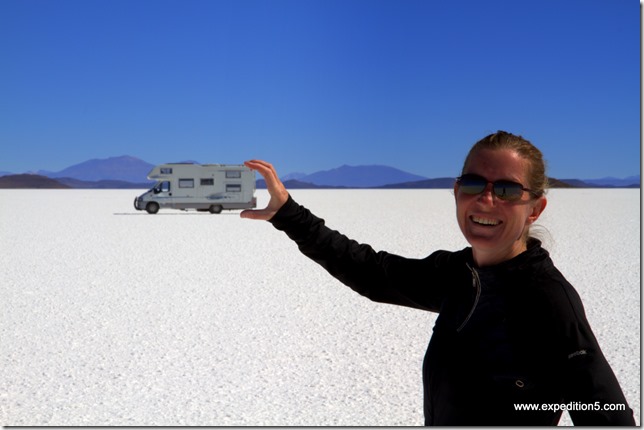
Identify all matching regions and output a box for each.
[269,195,635,426]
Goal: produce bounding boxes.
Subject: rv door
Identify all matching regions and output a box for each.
[153,180,173,208]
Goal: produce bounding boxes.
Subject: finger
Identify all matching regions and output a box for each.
[244,159,275,175]
[245,159,288,201]
[245,160,282,188]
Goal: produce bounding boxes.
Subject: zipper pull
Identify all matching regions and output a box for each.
[466,263,480,288]
[458,263,482,332]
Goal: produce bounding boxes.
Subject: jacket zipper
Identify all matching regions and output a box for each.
[457,264,481,332]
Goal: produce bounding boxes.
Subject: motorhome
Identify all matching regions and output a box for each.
[134,163,257,214]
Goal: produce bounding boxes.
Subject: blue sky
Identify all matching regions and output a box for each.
[1,0,640,179]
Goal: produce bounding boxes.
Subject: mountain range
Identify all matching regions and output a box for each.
[0,155,640,189]
[35,156,156,183]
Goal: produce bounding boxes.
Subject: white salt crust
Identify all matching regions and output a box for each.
[0,189,639,425]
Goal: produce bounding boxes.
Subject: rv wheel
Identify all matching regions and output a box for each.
[209,204,223,214]
[146,202,160,214]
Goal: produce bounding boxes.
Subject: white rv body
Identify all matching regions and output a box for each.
[134,163,256,214]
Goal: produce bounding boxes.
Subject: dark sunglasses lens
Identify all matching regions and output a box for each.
[493,181,524,200]
[459,175,526,200]
[459,175,487,194]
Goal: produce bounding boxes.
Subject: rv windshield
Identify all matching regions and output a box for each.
[153,181,171,194]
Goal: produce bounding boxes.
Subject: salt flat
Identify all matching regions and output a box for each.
[0,188,639,426]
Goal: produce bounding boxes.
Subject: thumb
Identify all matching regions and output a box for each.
[240,208,276,221]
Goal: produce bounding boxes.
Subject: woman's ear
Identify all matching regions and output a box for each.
[528,196,547,224]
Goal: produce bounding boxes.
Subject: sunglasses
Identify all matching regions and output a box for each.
[456,174,538,201]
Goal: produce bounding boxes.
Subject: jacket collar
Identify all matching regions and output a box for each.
[464,238,551,274]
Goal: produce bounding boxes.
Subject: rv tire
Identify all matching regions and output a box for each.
[209,204,223,214]
[146,202,160,214]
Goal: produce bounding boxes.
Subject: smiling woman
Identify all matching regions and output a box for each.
[454,132,548,267]
[241,131,635,426]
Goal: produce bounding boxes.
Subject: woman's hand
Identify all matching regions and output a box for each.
[240,160,289,221]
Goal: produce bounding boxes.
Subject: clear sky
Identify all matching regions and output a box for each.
[1,0,640,179]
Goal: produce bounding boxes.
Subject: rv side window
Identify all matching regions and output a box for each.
[200,178,214,186]
[179,179,194,188]
[226,171,242,179]
[160,167,173,174]
[226,184,242,193]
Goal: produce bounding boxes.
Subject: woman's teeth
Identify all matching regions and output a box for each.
[472,216,500,226]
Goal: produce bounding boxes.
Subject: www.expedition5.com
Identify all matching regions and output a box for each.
[514,402,627,413]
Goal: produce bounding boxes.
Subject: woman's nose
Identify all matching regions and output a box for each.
[477,183,496,204]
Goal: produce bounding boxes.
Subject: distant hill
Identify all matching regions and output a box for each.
[264,177,580,189]
[379,177,457,189]
[280,172,308,181]
[257,179,347,189]
[580,176,640,188]
[2,155,639,189]
[298,165,428,187]
[43,155,154,183]
[0,174,71,189]
[548,178,576,188]
[56,177,153,189]
[560,178,640,188]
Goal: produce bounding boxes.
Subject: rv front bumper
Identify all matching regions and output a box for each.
[133,197,143,211]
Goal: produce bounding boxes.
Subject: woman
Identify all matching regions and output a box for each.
[240,131,634,425]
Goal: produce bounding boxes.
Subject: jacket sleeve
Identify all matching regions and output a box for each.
[548,279,635,425]
[268,195,447,312]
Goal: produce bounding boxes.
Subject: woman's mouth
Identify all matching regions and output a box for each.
[471,216,501,226]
